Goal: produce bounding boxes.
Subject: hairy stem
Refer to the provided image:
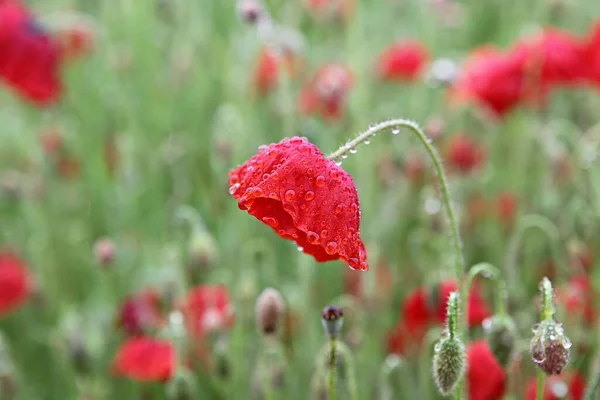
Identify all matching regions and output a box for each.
[466,262,508,317]
[536,369,545,400]
[329,337,337,400]
[337,342,358,400]
[540,277,555,322]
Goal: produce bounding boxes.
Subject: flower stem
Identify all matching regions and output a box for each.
[539,277,555,322]
[536,369,545,400]
[584,354,600,400]
[337,342,358,400]
[466,262,508,317]
[329,336,337,400]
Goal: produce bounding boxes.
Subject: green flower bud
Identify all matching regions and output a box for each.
[433,335,466,396]
[483,315,518,367]
[530,321,572,376]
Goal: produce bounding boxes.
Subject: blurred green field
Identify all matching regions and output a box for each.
[1,0,600,399]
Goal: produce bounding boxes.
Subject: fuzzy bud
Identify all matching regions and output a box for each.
[321,305,344,337]
[255,288,285,335]
[433,334,465,396]
[93,238,115,265]
[530,321,572,375]
[483,315,518,367]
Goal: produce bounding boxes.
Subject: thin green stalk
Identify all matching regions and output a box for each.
[337,342,358,400]
[536,369,545,400]
[329,337,337,400]
[466,262,508,317]
[584,358,600,400]
[327,119,466,398]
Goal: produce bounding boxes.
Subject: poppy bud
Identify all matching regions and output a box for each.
[94,237,115,265]
[483,315,517,367]
[321,305,344,338]
[255,288,285,335]
[433,333,465,396]
[530,321,571,375]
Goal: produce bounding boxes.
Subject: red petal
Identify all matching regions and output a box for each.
[229,137,368,270]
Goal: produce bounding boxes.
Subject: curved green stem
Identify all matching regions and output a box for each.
[505,214,565,303]
[466,262,508,317]
[329,337,337,400]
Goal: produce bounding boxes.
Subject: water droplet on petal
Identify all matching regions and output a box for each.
[320,230,328,238]
[228,183,241,195]
[325,241,338,255]
[347,228,355,237]
[269,192,278,199]
[290,137,304,145]
[329,170,339,179]
[316,176,326,187]
[297,246,304,252]
[271,172,280,180]
[305,191,315,201]
[335,204,344,213]
[307,231,320,244]
[348,258,359,269]
[262,217,279,228]
[285,190,297,201]
[259,144,269,151]
[350,203,357,214]
[307,168,314,176]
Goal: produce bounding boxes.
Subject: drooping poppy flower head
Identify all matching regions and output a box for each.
[299,63,354,121]
[117,289,164,337]
[229,137,368,270]
[182,284,235,339]
[0,1,62,105]
[376,40,429,82]
[445,133,486,174]
[467,340,507,400]
[112,337,175,382]
[430,280,491,327]
[0,250,32,318]
[525,371,586,400]
[450,46,527,117]
[515,28,587,87]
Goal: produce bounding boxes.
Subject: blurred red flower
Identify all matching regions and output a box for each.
[183,284,235,338]
[445,134,486,174]
[431,280,491,327]
[117,289,163,337]
[112,337,175,382]
[253,47,301,95]
[467,340,506,400]
[450,46,528,117]
[54,22,95,61]
[0,250,32,318]
[557,275,595,324]
[525,371,586,400]
[403,152,427,185]
[229,136,368,270]
[515,28,587,87]
[299,64,353,121]
[584,22,600,86]
[495,191,518,225]
[0,1,62,105]
[376,40,429,82]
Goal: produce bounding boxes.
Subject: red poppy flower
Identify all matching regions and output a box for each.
[467,340,506,400]
[430,280,491,327]
[112,337,175,382]
[183,284,235,338]
[557,276,594,324]
[525,371,586,400]
[495,191,518,225]
[0,1,62,105]
[515,28,587,87]
[585,22,600,86]
[117,289,163,337]
[0,250,32,318]
[229,137,368,270]
[253,47,301,95]
[298,64,353,121]
[403,287,431,335]
[445,134,486,174]
[52,18,95,61]
[376,41,429,82]
[450,46,528,117]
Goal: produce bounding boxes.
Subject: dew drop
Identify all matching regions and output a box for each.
[325,241,338,255]
[359,261,368,270]
[349,148,357,154]
[305,191,315,201]
[335,160,343,166]
[342,154,348,159]
[347,228,355,237]
[348,258,359,269]
[307,168,315,176]
[364,139,370,145]
[316,176,326,187]
[307,231,320,244]
[320,230,328,238]
[297,246,304,252]
[253,187,264,197]
[562,337,572,349]
[228,183,241,195]
[350,203,357,214]
[258,144,269,151]
[335,204,344,213]
[262,217,279,228]
[269,192,278,199]
[271,172,280,180]
[392,127,400,135]
[290,137,304,145]
[285,190,297,201]
[329,170,339,179]
[532,323,541,334]
[342,238,348,245]
[278,229,285,235]
[434,342,441,353]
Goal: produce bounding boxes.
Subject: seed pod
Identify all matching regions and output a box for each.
[483,315,518,367]
[530,321,572,376]
[321,306,344,338]
[433,335,466,396]
[255,288,285,335]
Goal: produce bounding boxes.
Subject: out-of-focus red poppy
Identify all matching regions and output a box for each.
[117,289,163,337]
[467,340,506,400]
[515,29,587,87]
[376,41,429,82]
[525,371,586,400]
[229,137,368,270]
[431,280,491,327]
[495,191,518,225]
[304,0,354,21]
[450,46,528,117]
[299,64,354,121]
[465,192,489,227]
[557,275,595,324]
[403,152,427,185]
[253,47,302,95]
[584,22,600,86]
[568,241,594,273]
[182,284,234,339]
[112,337,175,382]
[54,22,95,61]
[0,1,62,105]
[0,250,32,318]
[445,133,486,174]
